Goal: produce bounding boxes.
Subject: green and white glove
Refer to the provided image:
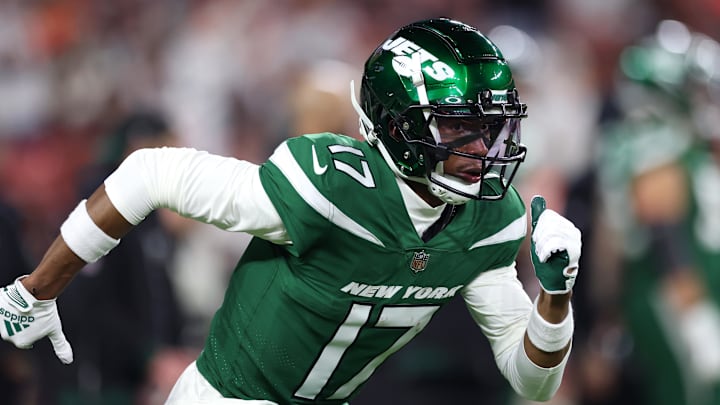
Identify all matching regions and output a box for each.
[530,195,582,295]
[0,277,73,364]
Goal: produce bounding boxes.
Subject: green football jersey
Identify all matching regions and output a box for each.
[599,119,720,405]
[684,147,720,304]
[196,133,526,404]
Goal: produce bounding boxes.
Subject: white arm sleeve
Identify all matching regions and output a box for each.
[104,147,290,243]
[461,264,569,401]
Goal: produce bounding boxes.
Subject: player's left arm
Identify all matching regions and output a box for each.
[462,264,570,402]
[524,195,580,367]
[461,195,580,401]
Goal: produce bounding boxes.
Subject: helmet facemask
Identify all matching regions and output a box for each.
[393,91,527,204]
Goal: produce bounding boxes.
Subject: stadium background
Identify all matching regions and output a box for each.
[0,0,718,404]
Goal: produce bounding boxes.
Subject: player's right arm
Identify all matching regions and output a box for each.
[21,185,132,299]
[26,146,289,296]
[3,146,289,362]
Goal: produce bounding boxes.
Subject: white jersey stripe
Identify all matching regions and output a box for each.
[469,215,526,249]
[269,142,385,247]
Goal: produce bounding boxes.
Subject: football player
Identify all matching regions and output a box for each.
[0,18,581,404]
[598,19,720,405]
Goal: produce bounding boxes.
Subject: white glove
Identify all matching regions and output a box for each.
[530,195,582,294]
[0,277,73,364]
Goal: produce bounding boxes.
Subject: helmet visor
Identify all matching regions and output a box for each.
[434,115,523,165]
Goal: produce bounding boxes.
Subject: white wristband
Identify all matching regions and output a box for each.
[60,200,120,263]
[526,296,574,353]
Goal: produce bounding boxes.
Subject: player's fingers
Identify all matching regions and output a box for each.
[48,328,74,364]
[530,195,546,229]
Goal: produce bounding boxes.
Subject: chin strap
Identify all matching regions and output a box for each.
[349,80,378,145]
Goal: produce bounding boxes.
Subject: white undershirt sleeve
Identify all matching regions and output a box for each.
[461,264,569,401]
[104,147,290,244]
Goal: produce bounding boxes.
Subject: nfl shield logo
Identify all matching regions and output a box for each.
[410,250,430,273]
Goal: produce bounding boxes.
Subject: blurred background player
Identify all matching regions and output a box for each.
[597,19,720,405]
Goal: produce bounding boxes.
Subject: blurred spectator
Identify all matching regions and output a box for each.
[287,59,361,139]
[1,1,718,404]
[0,198,34,405]
[597,19,720,405]
[30,110,187,405]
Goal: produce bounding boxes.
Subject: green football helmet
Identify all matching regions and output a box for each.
[617,19,720,140]
[350,18,527,204]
